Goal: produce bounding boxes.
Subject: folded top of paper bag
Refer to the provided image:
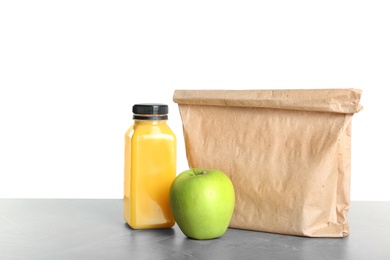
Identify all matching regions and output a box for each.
[173,89,362,114]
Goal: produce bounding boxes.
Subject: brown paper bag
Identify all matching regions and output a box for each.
[173,89,362,237]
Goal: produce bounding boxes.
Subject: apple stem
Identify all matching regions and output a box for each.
[192,168,207,176]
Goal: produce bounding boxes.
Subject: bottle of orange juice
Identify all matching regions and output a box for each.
[124,103,176,229]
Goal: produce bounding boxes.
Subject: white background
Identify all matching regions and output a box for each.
[0,1,389,200]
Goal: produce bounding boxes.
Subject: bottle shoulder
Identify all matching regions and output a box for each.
[125,125,134,136]
[131,123,176,138]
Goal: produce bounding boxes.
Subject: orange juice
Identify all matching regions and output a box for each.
[124,104,176,229]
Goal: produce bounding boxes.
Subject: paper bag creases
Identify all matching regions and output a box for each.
[173,89,362,237]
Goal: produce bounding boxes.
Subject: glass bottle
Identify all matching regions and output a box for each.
[124,103,176,229]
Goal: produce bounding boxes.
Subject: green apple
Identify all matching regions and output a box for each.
[169,168,235,240]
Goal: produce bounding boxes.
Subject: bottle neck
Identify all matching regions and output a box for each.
[133,114,168,120]
[134,119,167,125]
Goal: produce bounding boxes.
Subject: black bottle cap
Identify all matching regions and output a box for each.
[132,104,168,120]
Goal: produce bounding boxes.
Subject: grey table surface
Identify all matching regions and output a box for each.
[0,200,389,260]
